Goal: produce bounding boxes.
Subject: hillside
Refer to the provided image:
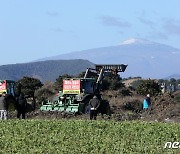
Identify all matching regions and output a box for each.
[36,38,180,79]
[166,74,180,79]
[0,59,94,82]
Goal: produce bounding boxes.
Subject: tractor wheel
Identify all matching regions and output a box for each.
[83,98,91,114]
[84,104,90,114]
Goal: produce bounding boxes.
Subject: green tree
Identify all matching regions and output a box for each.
[136,79,161,96]
[177,79,180,84]
[102,75,124,90]
[54,74,73,91]
[158,79,165,84]
[131,79,143,89]
[170,78,176,85]
[17,77,43,110]
[35,81,55,104]
[17,77,43,97]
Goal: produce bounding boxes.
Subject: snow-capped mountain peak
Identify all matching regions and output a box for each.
[120,38,152,45]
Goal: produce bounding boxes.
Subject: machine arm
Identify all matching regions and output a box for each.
[95,64,127,72]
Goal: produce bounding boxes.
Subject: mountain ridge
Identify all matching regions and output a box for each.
[0,59,94,82]
[35,38,180,78]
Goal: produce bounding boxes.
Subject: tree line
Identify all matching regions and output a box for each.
[16,74,179,107]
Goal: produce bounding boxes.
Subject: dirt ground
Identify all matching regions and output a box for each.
[8,90,180,123]
[141,92,180,122]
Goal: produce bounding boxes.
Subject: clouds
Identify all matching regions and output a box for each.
[137,12,179,40]
[146,18,180,40]
[46,12,59,17]
[50,28,62,33]
[138,10,180,40]
[163,19,180,35]
[99,16,131,28]
[138,17,155,29]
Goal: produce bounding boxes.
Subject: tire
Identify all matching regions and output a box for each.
[84,104,90,114]
[83,98,91,114]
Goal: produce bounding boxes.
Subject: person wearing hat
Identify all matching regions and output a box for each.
[89,95,101,120]
[0,92,8,120]
[143,94,151,110]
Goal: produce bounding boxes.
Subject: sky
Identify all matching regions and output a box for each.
[0,0,180,65]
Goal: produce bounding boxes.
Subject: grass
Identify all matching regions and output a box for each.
[0,120,179,154]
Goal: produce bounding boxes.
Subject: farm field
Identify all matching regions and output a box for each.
[0,120,179,154]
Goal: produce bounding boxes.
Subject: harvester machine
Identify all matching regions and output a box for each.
[40,64,127,114]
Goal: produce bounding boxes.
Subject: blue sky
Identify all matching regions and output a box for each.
[0,0,180,65]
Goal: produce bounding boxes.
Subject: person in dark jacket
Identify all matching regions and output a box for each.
[89,95,101,120]
[17,93,27,119]
[0,92,8,120]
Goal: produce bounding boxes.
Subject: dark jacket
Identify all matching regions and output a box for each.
[18,94,27,107]
[0,96,7,110]
[89,97,101,109]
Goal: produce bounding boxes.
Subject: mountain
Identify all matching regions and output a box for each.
[0,59,94,82]
[37,38,180,79]
[166,74,180,80]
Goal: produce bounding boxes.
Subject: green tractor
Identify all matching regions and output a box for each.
[40,64,127,114]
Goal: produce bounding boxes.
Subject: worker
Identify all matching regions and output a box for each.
[0,92,8,120]
[89,95,101,120]
[17,93,27,119]
[143,94,151,110]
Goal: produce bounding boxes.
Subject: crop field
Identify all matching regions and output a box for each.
[0,120,180,154]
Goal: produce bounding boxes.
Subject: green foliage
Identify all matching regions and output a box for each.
[173,91,180,102]
[123,76,142,81]
[131,79,143,89]
[54,74,73,91]
[170,78,176,84]
[35,81,56,103]
[136,79,161,96]
[0,120,179,153]
[118,88,132,96]
[17,76,43,97]
[158,78,180,86]
[177,79,180,84]
[102,75,124,90]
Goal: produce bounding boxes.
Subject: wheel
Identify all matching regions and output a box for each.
[83,98,91,114]
[84,104,90,114]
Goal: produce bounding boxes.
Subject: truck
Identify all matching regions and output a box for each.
[40,64,127,115]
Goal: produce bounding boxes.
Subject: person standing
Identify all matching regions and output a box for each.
[143,94,151,110]
[89,95,101,120]
[17,93,27,119]
[0,92,8,120]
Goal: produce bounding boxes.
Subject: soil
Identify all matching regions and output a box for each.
[8,91,180,123]
[141,93,180,123]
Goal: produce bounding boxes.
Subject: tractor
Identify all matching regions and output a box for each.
[0,80,19,111]
[40,64,127,115]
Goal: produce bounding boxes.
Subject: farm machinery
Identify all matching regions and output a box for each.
[0,80,19,110]
[40,64,127,114]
